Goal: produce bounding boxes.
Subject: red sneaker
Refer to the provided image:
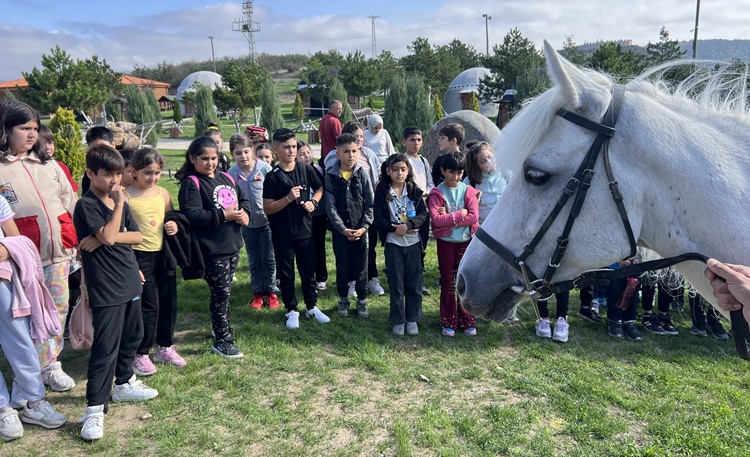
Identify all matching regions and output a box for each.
[250,293,264,310]
[267,292,280,309]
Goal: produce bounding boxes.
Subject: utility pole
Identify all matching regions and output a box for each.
[692,0,701,59]
[208,36,216,72]
[232,0,261,62]
[482,14,492,58]
[368,15,380,58]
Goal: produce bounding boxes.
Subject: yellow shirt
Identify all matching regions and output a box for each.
[127,190,166,252]
[340,169,352,181]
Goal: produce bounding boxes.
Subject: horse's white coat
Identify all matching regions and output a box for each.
[457,41,750,321]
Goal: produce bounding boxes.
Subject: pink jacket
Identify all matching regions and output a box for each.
[428,184,480,240]
[0,236,61,342]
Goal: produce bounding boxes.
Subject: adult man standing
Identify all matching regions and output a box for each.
[320,100,343,160]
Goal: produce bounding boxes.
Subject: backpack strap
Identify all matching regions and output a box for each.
[189,175,200,190]
[221,171,236,186]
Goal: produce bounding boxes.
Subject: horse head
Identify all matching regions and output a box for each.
[457,41,642,321]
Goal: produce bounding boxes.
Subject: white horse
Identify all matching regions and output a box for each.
[457,41,750,323]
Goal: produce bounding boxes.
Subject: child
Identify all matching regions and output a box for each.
[263,128,329,329]
[227,134,278,309]
[74,145,158,441]
[126,148,185,374]
[297,140,328,291]
[364,113,395,165]
[82,126,116,195]
[428,151,480,336]
[606,259,642,340]
[0,196,67,441]
[205,123,230,172]
[39,124,79,192]
[256,143,275,167]
[402,126,434,295]
[374,154,427,335]
[177,136,251,358]
[464,141,506,225]
[325,133,374,318]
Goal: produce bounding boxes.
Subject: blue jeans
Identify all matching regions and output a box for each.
[242,225,276,295]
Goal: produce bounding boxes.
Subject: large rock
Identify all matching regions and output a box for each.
[423,110,501,165]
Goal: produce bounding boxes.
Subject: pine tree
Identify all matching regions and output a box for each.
[328,79,352,124]
[647,27,686,65]
[403,73,434,138]
[48,107,84,183]
[172,98,183,123]
[292,92,305,120]
[125,84,160,145]
[193,83,217,138]
[559,36,589,66]
[433,96,444,123]
[259,76,285,134]
[384,74,407,146]
[145,89,161,146]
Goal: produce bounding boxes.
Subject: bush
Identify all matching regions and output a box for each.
[48,107,84,183]
[292,93,305,121]
[173,98,183,123]
[433,96,444,123]
[193,83,217,137]
[145,89,161,146]
[469,91,480,113]
[259,76,285,134]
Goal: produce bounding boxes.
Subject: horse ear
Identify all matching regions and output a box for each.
[543,40,610,118]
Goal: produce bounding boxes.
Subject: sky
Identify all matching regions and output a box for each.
[0,0,748,82]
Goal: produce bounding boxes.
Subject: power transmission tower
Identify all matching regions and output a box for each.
[367,15,380,58]
[232,0,261,62]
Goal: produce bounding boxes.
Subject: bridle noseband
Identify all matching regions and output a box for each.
[473,84,750,360]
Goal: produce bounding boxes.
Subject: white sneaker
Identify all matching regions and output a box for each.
[552,317,569,343]
[41,362,75,392]
[406,321,419,335]
[316,281,327,291]
[535,319,552,338]
[285,310,300,329]
[112,375,158,402]
[79,405,104,441]
[21,400,66,429]
[0,408,23,442]
[367,278,385,296]
[306,306,331,324]
[348,281,356,296]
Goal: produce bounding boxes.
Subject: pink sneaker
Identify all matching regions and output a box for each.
[153,345,187,367]
[132,354,157,376]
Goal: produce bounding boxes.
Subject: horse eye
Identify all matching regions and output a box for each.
[524,166,551,186]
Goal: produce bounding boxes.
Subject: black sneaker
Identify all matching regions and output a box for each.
[337,297,350,318]
[658,313,679,336]
[608,321,624,338]
[641,313,666,335]
[578,306,604,324]
[211,339,244,359]
[707,319,729,340]
[623,321,642,340]
[690,325,708,337]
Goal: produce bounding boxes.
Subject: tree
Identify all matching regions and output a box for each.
[480,28,544,104]
[445,39,481,70]
[403,74,433,140]
[590,42,646,80]
[145,89,161,146]
[469,92,480,112]
[298,50,345,103]
[259,76,285,134]
[384,74,407,146]
[366,96,375,110]
[433,96,444,123]
[375,50,403,94]
[124,85,161,145]
[3,90,15,101]
[340,50,381,100]
[292,93,305,121]
[647,27,686,66]
[212,60,265,132]
[193,83,217,137]
[172,98,183,123]
[328,79,353,124]
[48,107,84,183]
[559,36,589,66]
[21,46,122,114]
[400,37,460,95]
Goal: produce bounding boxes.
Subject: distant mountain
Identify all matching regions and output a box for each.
[576,39,750,62]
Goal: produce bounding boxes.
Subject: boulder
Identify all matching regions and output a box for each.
[423,110,501,165]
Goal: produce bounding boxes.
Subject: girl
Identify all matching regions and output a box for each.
[204,123,230,172]
[227,134,278,308]
[177,136,252,358]
[256,143,275,167]
[296,139,328,291]
[364,113,395,166]
[126,148,185,374]
[464,141,507,225]
[373,154,427,335]
[428,151,480,336]
[0,100,77,392]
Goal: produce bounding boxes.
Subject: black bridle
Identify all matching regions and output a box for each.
[473,84,750,360]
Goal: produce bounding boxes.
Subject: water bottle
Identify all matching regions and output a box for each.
[406,200,416,219]
[615,277,639,311]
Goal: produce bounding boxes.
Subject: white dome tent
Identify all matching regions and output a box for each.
[443,67,497,118]
[176,71,223,115]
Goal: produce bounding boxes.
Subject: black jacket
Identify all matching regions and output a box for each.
[373,181,427,246]
[324,160,374,233]
[163,210,205,280]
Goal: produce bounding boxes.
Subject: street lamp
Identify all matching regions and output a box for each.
[483,14,492,59]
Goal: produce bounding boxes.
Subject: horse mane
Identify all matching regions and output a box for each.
[497,60,750,178]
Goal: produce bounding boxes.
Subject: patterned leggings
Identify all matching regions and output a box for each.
[36,261,70,369]
[205,256,238,341]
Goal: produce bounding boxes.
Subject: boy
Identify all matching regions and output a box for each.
[73,145,158,441]
[434,123,465,185]
[402,126,434,295]
[427,151,480,337]
[263,129,330,329]
[325,133,374,318]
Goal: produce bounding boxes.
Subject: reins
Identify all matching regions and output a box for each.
[474,84,750,360]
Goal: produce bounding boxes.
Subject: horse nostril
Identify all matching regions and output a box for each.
[456,273,466,297]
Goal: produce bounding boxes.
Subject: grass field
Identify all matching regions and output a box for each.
[2,170,749,456]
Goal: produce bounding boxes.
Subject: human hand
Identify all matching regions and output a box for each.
[302,201,315,212]
[139,270,146,284]
[236,211,250,226]
[437,207,447,215]
[343,229,360,241]
[461,209,468,218]
[0,244,8,262]
[223,207,243,221]
[617,259,632,267]
[164,221,178,236]
[392,223,407,236]
[78,235,103,253]
[354,228,366,238]
[110,185,126,205]
[288,185,302,202]
[705,258,750,325]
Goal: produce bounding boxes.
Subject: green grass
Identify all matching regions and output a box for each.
[2,182,750,456]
